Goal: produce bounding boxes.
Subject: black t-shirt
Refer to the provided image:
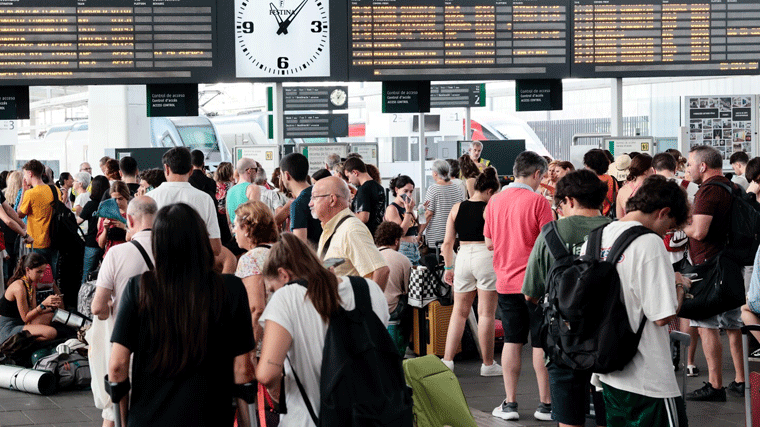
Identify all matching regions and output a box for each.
[290,186,323,246]
[188,169,217,202]
[79,199,100,248]
[111,273,254,427]
[352,180,386,237]
[0,190,5,204]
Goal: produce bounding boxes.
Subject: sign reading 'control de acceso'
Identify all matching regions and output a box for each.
[146,84,199,117]
[0,86,29,120]
[382,81,431,114]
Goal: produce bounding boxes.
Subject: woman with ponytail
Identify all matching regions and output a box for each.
[256,233,389,426]
[440,167,502,376]
[0,253,62,343]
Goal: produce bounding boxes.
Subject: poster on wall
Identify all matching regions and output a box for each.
[685,95,756,166]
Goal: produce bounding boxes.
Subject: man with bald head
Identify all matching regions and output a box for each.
[227,157,261,225]
[89,196,157,426]
[310,176,390,290]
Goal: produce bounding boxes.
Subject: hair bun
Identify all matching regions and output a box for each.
[483,167,496,178]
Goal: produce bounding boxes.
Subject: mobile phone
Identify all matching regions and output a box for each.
[323,258,346,269]
[401,194,410,203]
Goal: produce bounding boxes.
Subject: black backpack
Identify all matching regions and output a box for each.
[540,223,652,373]
[703,180,760,266]
[292,276,413,427]
[48,185,84,251]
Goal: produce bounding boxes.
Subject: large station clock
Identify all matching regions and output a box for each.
[235,0,331,78]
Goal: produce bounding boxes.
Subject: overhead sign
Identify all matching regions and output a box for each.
[349,0,570,81]
[572,0,760,78]
[297,143,349,175]
[0,86,29,120]
[283,86,348,111]
[605,137,655,156]
[685,95,755,165]
[146,84,199,117]
[283,114,348,138]
[382,81,431,114]
[0,121,19,146]
[430,84,485,109]
[0,1,217,85]
[234,145,280,175]
[515,79,563,112]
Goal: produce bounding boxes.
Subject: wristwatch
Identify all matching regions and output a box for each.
[39,303,46,311]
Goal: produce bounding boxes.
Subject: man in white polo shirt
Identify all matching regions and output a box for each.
[146,147,221,256]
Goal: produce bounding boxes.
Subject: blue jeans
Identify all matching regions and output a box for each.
[33,247,59,281]
[82,246,102,284]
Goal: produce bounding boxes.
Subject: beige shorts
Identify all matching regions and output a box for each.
[453,243,497,293]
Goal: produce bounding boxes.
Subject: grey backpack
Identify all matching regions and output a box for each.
[33,352,91,390]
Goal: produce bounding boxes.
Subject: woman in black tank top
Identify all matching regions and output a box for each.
[0,253,62,344]
[439,168,503,374]
[384,175,421,265]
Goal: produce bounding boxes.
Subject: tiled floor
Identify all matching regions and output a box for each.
[458,332,748,426]
[0,332,749,426]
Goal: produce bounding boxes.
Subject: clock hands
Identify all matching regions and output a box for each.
[276,0,309,35]
[269,2,284,26]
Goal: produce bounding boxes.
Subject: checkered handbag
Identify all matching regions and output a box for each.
[408,266,437,308]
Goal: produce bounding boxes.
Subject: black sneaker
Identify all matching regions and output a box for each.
[727,381,745,397]
[686,382,727,402]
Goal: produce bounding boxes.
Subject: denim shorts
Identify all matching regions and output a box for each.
[0,316,24,344]
[690,306,743,330]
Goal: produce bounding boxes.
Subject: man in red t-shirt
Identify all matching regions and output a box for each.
[684,145,744,402]
[485,151,553,422]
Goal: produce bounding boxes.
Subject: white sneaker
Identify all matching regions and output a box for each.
[480,362,503,377]
[441,359,454,371]
[492,400,519,420]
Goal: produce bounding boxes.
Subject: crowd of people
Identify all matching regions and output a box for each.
[0,140,756,427]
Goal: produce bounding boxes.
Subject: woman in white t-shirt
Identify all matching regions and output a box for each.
[256,233,389,427]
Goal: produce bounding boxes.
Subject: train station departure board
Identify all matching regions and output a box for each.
[0,0,216,85]
[348,0,571,81]
[572,0,760,78]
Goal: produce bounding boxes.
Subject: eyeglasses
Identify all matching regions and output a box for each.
[246,167,259,172]
[82,168,92,172]
[311,193,334,201]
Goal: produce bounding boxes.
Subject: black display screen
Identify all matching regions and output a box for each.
[0,0,216,84]
[571,0,760,77]
[349,0,571,80]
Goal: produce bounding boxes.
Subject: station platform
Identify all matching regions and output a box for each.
[0,331,746,426]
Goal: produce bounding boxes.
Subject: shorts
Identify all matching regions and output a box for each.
[690,306,743,330]
[453,244,496,293]
[0,316,24,344]
[498,293,543,347]
[602,383,687,427]
[547,363,606,426]
[399,241,421,266]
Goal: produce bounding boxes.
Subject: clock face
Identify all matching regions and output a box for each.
[330,88,346,107]
[235,0,330,78]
